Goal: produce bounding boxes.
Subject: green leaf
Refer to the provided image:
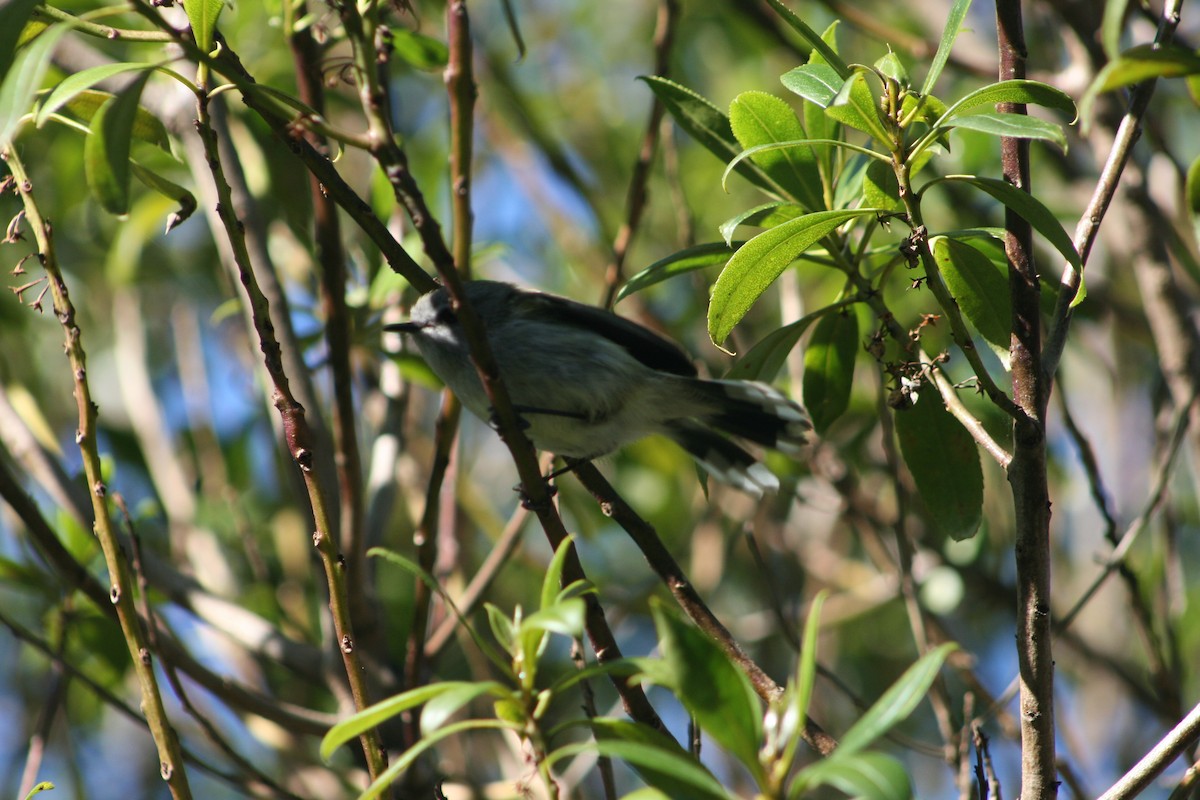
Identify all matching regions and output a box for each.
[837,643,957,756]
[0,0,40,81]
[1080,44,1200,120]
[875,51,909,88]
[392,28,449,70]
[864,159,902,212]
[726,305,848,381]
[1102,0,1132,60]
[709,209,879,345]
[185,0,225,54]
[550,728,732,800]
[921,0,972,95]
[420,681,506,737]
[762,0,849,77]
[799,752,912,800]
[485,602,515,652]
[640,76,777,195]
[778,590,827,775]
[360,719,515,800]
[37,63,160,129]
[57,89,172,150]
[730,91,824,210]
[945,112,1068,151]
[22,781,55,800]
[719,202,805,246]
[780,62,843,108]
[540,534,573,611]
[826,69,890,142]
[0,23,69,151]
[320,681,503,760]
[895,391,983,541]
[931,236,1011,364]
[931,175,1080,269]
[804,22,842,192]
[84,72,151,215]
[618,242,742,301]
[651,605,764,778]
[129,162,197,233]
[520,599,586,641]
[938,79,1077,120]
[802,308,860,433]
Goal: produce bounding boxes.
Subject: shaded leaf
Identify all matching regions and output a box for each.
[129,162,197,233]
[421,682,507,736]
[550,732,732,800]
[58,89,171,150]
[725,304,849,381]
[1081,44,1200,120]
[931,175,1080,269]
[37,63,160,129]
[864,159,902,212]
[762,0,849,77]
[1102,0,1132,60]
[837,643,958,755]
[800,752,912,800]
[931,236,1010,364]
[938,79,1077,120]
[895,392,983,541]
[0,0,40,81]
[709,209,879,345]
[392,28,449,69]
[651,605,764,778]
[84,72,151,215]
[826,69,890,142]
[0,23,69,151]
[802,308,860,433]
[618,242,742,301]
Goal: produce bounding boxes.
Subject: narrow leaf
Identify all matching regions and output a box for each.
[933,79,1076,126]
[800,752,912,800]
[0,0,40,81]
[719,202,804,246]
[932,175,1080,269]
[802,309,860,433]
[762,0,849,77]
[836,643,958,756]
[709,209,879,345]
[185,0,225,54]
[726,304,850,382]
[1080,44,1200,120]
[641,76,778,195]
[945,112,1067,151]
[36,62,159,128]
[931,236,1011,363]
[1102,0,1132,60]
[420,682,506,737]
[895,391,983,541]
[864,159,902,212]
[651,605,764,778]
[540,534,574,612]
[392,28,449,70]
[921,0,973,95]
[130,162,197,233]
[83,72,150,215]
[0,23,70,151]
[618,242,742,301]
[730,90,823,209]
[61,89,171,149]
[550,735,732,800]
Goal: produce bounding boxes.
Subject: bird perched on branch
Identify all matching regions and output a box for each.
[388,280,810,496]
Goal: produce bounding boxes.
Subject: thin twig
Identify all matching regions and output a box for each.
[921,351,1012,468]
[1096,700,1200,800]
[1041,0,1185,379]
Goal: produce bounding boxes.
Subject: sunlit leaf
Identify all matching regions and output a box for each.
[392,28,449,69]
[0,23,69,151]
[37,63,160,129]
[895,392,983,541]
[945,112,1068,151]
[762,0,849,77]
[550,730,732,800]
[799,752,912,800]
[730,90,823,209]
[719,202,805,246]
[129,162,197,233]
[1080,44,1200,121]
[921,0,972,95]
[709,209,879,345]
[618,242,742,301]
[826,69,890,142]
[0,0,40,81]
[185,0,225,54]
[780,62,843,108]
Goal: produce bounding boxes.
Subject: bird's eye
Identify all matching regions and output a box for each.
[434,306,457,326]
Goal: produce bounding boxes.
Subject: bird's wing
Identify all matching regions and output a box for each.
[523,291,698,377]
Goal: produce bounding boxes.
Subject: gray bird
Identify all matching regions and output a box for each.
[388,280,811,495]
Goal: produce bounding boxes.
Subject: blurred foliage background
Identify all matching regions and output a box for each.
[1,0,1199,798]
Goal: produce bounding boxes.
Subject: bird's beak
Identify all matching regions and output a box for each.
[384,321,424,333]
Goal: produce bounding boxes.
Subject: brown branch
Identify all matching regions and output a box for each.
[601,0,679,308]
[570,461,835,756]
[289,18,373,644]
[995,2,1056,796]
[2,147,194,799]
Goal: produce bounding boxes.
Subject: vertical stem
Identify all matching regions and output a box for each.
[995,1,1056,796]
[3,148,193,800]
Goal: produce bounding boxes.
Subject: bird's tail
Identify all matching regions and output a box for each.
[689,379,812,457]
[663,420,780,497]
